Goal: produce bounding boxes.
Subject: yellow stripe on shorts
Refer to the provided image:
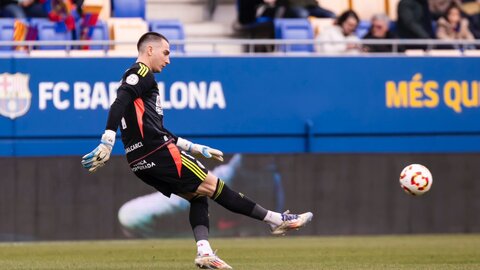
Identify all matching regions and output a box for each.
[181,156,207,180]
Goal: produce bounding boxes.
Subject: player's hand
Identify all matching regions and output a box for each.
[176,137,224,162]
[191,143,224,162]
[81,130,116,172]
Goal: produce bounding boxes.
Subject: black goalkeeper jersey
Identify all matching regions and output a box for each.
[106,62,177,163]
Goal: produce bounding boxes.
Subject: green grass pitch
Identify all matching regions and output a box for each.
[0,235,479,269]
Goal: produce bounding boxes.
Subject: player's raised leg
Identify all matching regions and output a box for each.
[196,172,313,235]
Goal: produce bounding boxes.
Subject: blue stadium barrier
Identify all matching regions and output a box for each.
[274,19,314,52]
[1,56,480,156]
[149,19,185,53]
[113,0,145,18]
[356,20,371,38]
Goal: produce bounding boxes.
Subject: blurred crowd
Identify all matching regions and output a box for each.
[0,0,85,19]
[237,0,480,53]
[2,0,480,53]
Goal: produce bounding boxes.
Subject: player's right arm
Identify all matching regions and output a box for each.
[176,137,224,162]
[81,65,153,172]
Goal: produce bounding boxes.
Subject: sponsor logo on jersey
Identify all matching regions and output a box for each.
[131,159,156,172]
[0,73,31,119]
[155,95,163,115]
[125,141,143,154]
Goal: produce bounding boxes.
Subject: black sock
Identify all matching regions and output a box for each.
[212,179,267,221]
[189,196,209,241]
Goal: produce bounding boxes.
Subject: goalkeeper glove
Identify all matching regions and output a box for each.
[81,130,116,172]
[176,137,224,162]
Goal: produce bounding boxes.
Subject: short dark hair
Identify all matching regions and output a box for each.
[137,32,169,52]
[335,10,360,26]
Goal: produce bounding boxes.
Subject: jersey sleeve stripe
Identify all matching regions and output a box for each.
[137,63,149,77]
[141,66,149,76]
[133,98,145,139]
[137,64,145,77]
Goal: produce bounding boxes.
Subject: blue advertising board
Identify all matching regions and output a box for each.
[0,56,479,156]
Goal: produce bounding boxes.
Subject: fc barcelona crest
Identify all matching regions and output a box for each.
[0,73,32,119]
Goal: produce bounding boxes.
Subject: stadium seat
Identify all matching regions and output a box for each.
[0,19,15,51]
[356,20,371,38]
[107,18,148,52]
[77,20,109,50]
[28,17,49,27]
[389,21,397,33]
[149,19,185,53]
[112,0,145,19]
[274,19,314,52]
[36,20,73,50]
[352,0,386,20]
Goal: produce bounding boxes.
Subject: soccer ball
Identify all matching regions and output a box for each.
[399,164,433,196]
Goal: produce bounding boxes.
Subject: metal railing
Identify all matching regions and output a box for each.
[0,39,479,56]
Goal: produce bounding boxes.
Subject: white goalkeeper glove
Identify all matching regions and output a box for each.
[81,130,116,172]
[176,137,224,162]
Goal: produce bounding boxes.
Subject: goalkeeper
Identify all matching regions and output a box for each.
[81,32,313,270]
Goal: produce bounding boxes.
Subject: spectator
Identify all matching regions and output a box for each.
[283,0,336,19]
[363,14,397,53]
[0,0,25,18]
[74,0,83,16]
[316,10,361,54]
[0,0,47,18]
[237,0,280,25]
[235,0,281,52]
[397,0,435,40]
[429,0,462,19]
[461,0,480,38]
[436,3,475,41]
[22,0,47,18]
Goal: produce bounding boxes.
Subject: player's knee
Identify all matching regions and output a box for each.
[195,173,218,197]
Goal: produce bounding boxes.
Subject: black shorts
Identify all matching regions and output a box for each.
[129,143,209,197]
